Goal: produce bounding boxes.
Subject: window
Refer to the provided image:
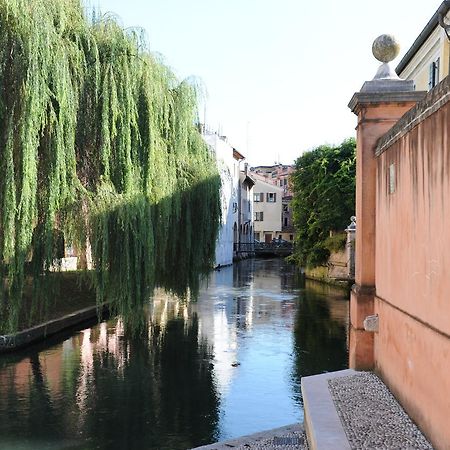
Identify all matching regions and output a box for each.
[232,202,238,213]
[429,58,440,90]
[254,211,264,221]
[283,204,288,212]
[254,232,260,241]
[289,234,293,241]
[254,193,264,202]
[284,217,288,227]
[266,192,277,203]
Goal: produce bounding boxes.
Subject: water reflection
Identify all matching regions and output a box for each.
[0,259,349,449]
[291,280,350,406]
[0,313,219,449]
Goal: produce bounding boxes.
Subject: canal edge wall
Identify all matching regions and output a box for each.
[0,303,109,353]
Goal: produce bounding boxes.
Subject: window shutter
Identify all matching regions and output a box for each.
[435,58,440,85]
[266,193,269,202]
[260,193,264,202]
[429,61,438,90]
[429,62,434,90]
[261,212,264,221]
[274,193,277,202]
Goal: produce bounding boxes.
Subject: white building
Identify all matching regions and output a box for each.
[203,132,245,266]
[237,167,255,256]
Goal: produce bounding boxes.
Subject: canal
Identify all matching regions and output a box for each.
[0,258,349,450]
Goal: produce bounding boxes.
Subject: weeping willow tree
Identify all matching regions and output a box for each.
[0,0,221,332]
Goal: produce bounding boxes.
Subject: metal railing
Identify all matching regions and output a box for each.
[234,241,293,256]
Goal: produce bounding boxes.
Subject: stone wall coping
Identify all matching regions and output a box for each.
[376,76,450,155]
[348,91,427,115]
[302,369,355,450]
[0,303,109,353]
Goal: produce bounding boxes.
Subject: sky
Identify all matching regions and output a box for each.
[93,0,443,165]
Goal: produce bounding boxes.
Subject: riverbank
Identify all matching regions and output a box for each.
[0,271,105,352]
[1,272,97,333]
[304,266,353,290]
[305,274,352,290]
[0,301,108,353]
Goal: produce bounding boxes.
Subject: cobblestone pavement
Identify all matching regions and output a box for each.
[191,424,308,450]
[328,372,434,449]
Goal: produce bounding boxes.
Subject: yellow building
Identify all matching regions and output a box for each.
[252,175,283,243]
[250,164,296,243]
[396,1,450,90]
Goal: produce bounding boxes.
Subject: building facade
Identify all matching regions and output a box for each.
[396,1,450,91]
[238,167,255,256]
[252,175,283,243]
[250,164,295,242]
[250,164,294,197]
[203,132,243,267]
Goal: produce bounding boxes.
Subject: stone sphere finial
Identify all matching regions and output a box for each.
[372,34,400,63]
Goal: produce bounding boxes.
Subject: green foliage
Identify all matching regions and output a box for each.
[0,0,221,332]
[291,138,355,268]
[323,232,347,253]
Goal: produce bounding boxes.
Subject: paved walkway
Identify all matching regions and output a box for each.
[191,424,308,449]
[328,372,433,449]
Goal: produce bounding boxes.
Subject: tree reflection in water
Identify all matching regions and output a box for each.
[0,313,220,450]
[291,280,349,406]
[0,261,349,449]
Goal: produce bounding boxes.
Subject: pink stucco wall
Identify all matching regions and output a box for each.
[349,95,422,370]
[374,84,450,449]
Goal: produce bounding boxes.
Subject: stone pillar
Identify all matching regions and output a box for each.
[347,35,426,370]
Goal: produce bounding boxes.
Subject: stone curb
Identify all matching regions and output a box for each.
[301,369,355,450]
[191,423,305,449]
[0,303,109,353]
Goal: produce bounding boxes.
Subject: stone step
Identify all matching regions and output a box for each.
[191,423,307,449]
[301,369,355,450]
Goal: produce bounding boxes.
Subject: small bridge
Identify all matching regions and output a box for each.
[235,242,294,257]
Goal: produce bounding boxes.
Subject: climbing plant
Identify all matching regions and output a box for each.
[291,138,356,268]
[0,0,221,332]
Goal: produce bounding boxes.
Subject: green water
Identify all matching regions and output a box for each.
[0,258,348,449]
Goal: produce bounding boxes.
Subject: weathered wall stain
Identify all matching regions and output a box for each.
[374,77,450,450]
